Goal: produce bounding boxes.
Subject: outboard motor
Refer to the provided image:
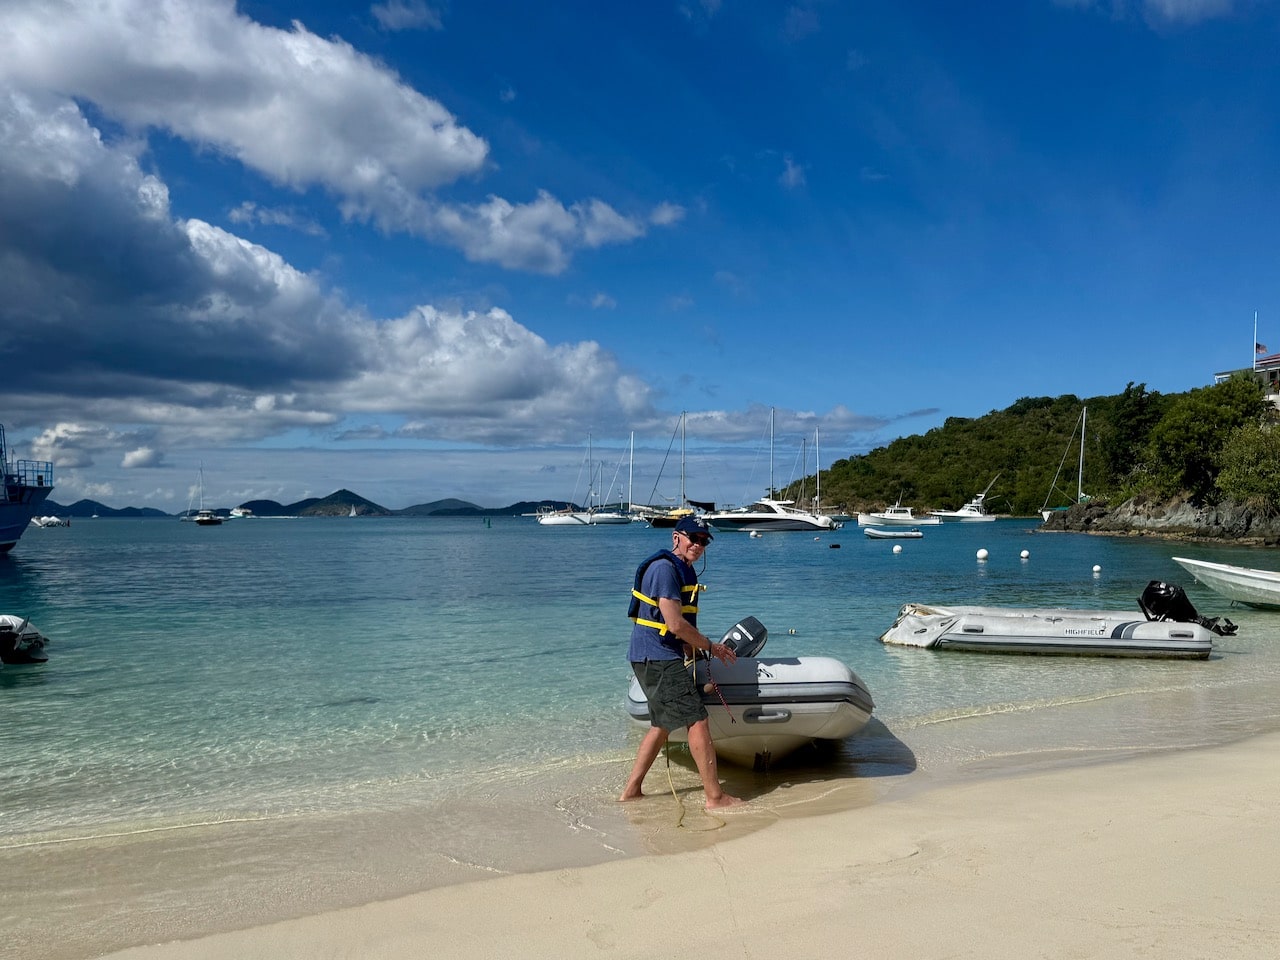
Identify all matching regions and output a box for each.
[1138,581,1238,637]
[0,618,49,665]
[720,616,768,657]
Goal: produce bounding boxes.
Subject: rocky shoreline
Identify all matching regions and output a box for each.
[1039,496,1280,547]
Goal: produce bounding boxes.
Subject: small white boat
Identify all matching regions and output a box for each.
[864,527,923,539]
[625,617,875,769]
[1172,556,1280,609]
[928,474,999,522]
[0,615,50,667]
[536,506,630,525]
[539,435,634,526]
[535,506,591,525]
[857,499,941,526]
[29,515,70,527]
[879,599,1220,659]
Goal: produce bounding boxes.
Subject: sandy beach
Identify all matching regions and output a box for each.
[93,731,1280,960]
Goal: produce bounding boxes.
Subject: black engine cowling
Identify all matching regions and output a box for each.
[720,616,768,657]
[1139,581,1238,637]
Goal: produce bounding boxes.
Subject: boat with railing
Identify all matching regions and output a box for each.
[1,423,55,553]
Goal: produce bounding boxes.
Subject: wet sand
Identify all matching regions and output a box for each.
[88,730,1280,960]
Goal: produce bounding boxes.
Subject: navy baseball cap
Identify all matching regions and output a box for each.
[674,515,713,540]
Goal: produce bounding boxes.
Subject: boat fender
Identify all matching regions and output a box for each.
[720,616,768,657]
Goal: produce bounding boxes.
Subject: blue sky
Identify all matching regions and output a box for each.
[2,0,1277,511]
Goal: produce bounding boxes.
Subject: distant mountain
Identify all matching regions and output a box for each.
[42,492,571,519]
[398,498,485,516]
[44,499,171,519]
[297,489,391,517]
[439,499,575,517]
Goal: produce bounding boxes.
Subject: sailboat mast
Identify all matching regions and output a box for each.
[815,427,822,513]
[628,431,634,512]
[769,407,775,497]
[679,412,686,505]
[802,437,807,503]
[1077,408,1087,502]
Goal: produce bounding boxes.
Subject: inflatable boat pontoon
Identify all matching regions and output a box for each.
[625,617,875,769]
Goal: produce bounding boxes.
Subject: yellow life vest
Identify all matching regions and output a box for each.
[627,550,703,635]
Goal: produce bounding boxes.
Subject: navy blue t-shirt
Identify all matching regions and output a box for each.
[627,554,697,662]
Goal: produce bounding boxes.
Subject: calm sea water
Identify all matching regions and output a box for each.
[4,515,1280,956]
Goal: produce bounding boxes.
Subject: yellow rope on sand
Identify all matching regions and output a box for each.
[663,744,725,831]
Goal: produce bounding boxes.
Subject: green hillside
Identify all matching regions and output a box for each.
[788,377,1271,517]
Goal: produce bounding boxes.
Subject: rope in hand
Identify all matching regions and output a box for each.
[702,650,736,723]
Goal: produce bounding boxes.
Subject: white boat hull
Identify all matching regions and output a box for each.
[926,508,995,522]
[536,511,592,525]
[586,511,631,525]
[928,477,999,521]
[857,509,941,526]
[1173,557,1280,610]
[708,515,837,532]
[879,603,1214,659]
[864,527,923,539]
[625,655,874,768]
[705,498,840,533]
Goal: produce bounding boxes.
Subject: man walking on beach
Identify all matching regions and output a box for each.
[620,515,744,809]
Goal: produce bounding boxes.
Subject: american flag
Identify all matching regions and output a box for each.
[1258,342,1269,354]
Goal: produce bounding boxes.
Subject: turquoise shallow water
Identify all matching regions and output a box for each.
[5,515,1280,834]
[4,516,1280,957]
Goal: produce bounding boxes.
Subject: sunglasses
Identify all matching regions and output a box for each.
[680,532,711,546]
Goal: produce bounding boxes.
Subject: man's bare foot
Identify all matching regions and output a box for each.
[618,789,645,802]
[705,793,745,810]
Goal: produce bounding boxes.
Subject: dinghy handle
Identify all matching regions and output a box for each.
[743,707,792,724]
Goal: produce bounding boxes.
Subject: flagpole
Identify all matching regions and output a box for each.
[1254,310,1259,370]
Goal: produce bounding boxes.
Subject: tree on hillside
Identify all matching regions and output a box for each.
[1142,376,1267,502]
[1093,382,1169,484]
[1216,422,1280,517]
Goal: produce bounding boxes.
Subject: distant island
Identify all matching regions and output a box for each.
[40,488,582,520]
[40,375,1280,541]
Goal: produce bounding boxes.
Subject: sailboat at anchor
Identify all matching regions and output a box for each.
[1040,407,1090,522]
[702,409,842,533]
[645,411,695,528]
[190,463,223,526]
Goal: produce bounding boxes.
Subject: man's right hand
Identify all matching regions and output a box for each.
[709,642,737,665]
